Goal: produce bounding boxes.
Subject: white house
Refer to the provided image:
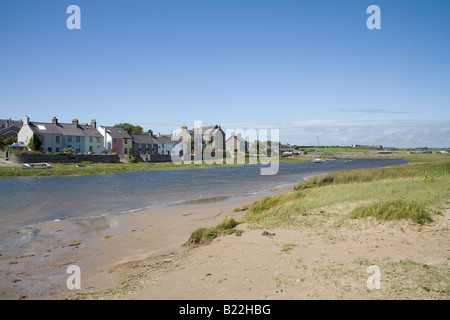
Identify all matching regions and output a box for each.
[156,137,178,155]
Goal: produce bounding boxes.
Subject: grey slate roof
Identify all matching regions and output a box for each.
[29,121,102,137]
[0,119,22,129]
[131,134,158,145]
[226,134,248,143]
[102,126,133,139]
[156,137,178,145]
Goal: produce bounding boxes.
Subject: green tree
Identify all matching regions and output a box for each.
[28,133,42,151]
[114,123,144,135]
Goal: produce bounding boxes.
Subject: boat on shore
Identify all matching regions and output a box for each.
[313,158,324,163]
[22,163,52,169]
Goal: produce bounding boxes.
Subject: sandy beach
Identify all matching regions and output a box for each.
[0,192,264,299]
[2,181,448,300]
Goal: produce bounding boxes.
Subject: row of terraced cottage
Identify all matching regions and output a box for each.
[14,116,249,160]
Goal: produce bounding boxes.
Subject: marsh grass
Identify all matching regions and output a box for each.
[293,154,450,191]
[349,199,433,225]
[186,216,240,245]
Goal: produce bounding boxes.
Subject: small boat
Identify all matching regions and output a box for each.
[22,162,52,169]
[312,136,323,163]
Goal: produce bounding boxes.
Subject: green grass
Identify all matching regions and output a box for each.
[349,199,433,225]
[294,154,450,191]
[186,216,241,245]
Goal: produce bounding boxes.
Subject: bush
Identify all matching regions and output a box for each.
[129,155,137,163]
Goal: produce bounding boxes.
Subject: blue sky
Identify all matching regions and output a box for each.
[1,0,449,147]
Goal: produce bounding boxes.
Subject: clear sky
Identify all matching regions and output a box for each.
[1,0,449,147]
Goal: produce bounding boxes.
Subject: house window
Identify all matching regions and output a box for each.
[113,138,117,143]
[76,136,80,142]
[68,136,72,142]
[48,147,52,152]
[89,137,93,143]
[56,136,60,143]
[76,147,80,153]
[89,146,93,152]
[39,135,44,143]
[56,148,60,152]
[124,138,128,144]
[96,137,100,143]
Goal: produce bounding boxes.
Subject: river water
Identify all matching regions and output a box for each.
[0,158,408,230]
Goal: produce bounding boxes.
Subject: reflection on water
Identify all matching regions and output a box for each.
[0,159,408,228]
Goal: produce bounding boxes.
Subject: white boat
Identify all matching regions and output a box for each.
[312,136,323,163]
[22,162,52,169]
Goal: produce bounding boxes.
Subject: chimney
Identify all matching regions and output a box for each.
[52,117,58,125]
[23,116,30,125]
[147,130,153,137]
[72,119,79,127]
[181,125,187,131]
[91,119,96,128]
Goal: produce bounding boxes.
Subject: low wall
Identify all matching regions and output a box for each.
[4,152,120,164]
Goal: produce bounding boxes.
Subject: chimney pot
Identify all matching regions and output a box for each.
[72,119,79,126]
[91,119,96,128]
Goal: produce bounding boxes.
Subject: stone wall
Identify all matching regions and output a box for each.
[3,151,120,164]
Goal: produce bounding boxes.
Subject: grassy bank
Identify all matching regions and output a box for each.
[243,154,450,227]
[183,154,449,245]
[0,161,246,179]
